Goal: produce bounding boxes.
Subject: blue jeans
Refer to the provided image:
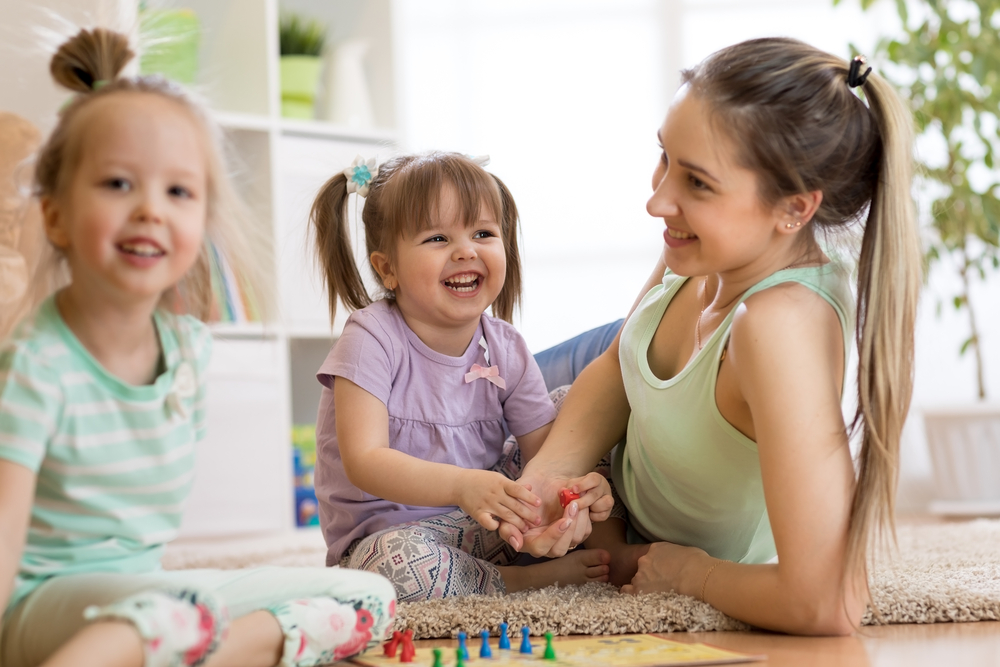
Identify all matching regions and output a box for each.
[533,319,624,391]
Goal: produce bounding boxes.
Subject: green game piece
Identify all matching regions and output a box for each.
[543,632,556,661]
[456,646,466,667]
[432,648,443,667]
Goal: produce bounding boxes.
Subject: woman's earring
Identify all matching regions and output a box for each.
[785,220,802,229]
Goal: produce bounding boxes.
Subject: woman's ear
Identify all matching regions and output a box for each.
[776,190,823,233]
[40,197,70,249]
[370,251,397,291]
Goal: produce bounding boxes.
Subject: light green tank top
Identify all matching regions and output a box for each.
[612,263,855,563]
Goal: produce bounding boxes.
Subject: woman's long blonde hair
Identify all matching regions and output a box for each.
[683,38,921,595]
[12,27,271,330]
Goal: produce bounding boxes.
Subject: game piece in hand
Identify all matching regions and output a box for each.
[456,647,466,667]
[559,488,581,508]
[400,629,416,663]
[457,631,469,660]
[432,648,443,667]
[520,626,532,654]
[543,632,556,661]
[499,622,511,650]
[480,630,493,658]
[384,631,403,657]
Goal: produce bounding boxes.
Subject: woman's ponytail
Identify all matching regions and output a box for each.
[846,72,922,575]
[310,173,371,326]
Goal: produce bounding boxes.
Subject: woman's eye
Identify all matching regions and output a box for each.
[688,174,708,190]
[104,178,131,192]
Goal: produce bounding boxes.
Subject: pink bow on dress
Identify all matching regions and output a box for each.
[465,364,506,389]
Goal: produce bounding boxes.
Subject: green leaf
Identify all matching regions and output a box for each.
[960,336,975,356]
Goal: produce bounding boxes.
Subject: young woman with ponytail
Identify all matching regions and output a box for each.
[310,152,613,602]
[498,37,921,636]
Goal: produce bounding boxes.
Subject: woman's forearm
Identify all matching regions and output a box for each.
[692,557,864,636]
[526,347,631,476]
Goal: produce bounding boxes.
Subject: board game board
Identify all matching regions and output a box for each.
[352,634,764,667]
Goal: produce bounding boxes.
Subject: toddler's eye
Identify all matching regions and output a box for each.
[473,230,496,239]
[169,185,193,199]
[104,177,131,192]
[423,235,447,243]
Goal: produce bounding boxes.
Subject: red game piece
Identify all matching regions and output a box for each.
[559,488,581,508]
[400,629,416,663]
[384,631,402,657]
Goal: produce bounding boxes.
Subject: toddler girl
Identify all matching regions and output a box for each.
[311,152,611,601]
[0,28,394,667]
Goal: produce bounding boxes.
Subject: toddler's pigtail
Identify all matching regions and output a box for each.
[311,173,371,326]
[50,28,134,93]
[490,174,522,324]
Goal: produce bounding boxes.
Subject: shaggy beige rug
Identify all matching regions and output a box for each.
[162,520,1000,639]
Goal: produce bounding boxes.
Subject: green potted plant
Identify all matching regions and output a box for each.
[139,3,201,85]
[279,12,327,119]
[848,0,1000,514]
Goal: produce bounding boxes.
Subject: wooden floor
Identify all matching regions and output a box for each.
[413,622,1000,666]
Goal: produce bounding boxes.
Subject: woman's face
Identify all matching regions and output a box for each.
[646,87,787,278]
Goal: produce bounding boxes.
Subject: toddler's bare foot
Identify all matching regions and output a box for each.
[584,518,650,587]
[498,548,610,593]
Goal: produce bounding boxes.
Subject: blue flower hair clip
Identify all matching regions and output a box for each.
[343,155,379,197]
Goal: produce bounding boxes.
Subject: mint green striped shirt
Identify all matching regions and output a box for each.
[0,297,211,614]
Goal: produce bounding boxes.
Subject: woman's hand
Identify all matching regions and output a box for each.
[497,470,614,556]
[620,542,712,598]
[456,469,542,532]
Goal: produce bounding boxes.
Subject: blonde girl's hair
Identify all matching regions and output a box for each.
[682,38,921,598]
[311,152,523,324]
[29,27,272,322]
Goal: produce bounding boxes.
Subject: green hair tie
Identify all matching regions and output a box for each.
[92,79,110,90]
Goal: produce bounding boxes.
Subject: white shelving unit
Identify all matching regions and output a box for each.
[169,0,398,537]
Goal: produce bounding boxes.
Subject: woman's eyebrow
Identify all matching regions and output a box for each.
[677,159,720,184]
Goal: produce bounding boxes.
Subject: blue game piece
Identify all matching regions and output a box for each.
[457,631,469,660]
[520,626,532,654]
[480,630,493,658]
[498,623,510,650]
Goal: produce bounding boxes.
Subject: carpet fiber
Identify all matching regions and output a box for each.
[163,520,1000,638]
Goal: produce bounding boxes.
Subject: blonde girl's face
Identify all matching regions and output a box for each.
[382,184,506,334]
[43,93,208,307]
[646,87,788,277]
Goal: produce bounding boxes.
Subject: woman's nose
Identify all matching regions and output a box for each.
[647,175,680,219]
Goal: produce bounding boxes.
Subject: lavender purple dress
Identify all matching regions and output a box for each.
[314,299,556,600]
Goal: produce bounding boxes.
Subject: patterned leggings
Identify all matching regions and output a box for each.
[342,388,572,602]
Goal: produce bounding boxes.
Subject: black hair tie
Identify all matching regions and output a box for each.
[848,55,872,88]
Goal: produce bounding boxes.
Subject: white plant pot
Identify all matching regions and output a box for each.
[924,404,1000,516]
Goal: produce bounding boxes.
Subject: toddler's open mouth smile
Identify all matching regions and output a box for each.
[443,272,482,293]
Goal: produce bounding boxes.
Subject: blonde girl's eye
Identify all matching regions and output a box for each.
[168,184,194,199]
[104,177,131,192]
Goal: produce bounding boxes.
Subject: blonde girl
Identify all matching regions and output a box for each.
[0,28,395,667]
[501,37,921,636]
[311,152,612,601]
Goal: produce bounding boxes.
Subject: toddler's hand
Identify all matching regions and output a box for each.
[457,470,541,532]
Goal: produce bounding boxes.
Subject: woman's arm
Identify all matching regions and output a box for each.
[334,378,541,531]
[500,255,669,555]
[626,286,864,635]
[0,460,36,620]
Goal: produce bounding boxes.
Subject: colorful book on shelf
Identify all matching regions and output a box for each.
[207,241,261,323]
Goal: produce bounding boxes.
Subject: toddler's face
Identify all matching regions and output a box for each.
[386,184,506,333]
[43,92,208,307]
